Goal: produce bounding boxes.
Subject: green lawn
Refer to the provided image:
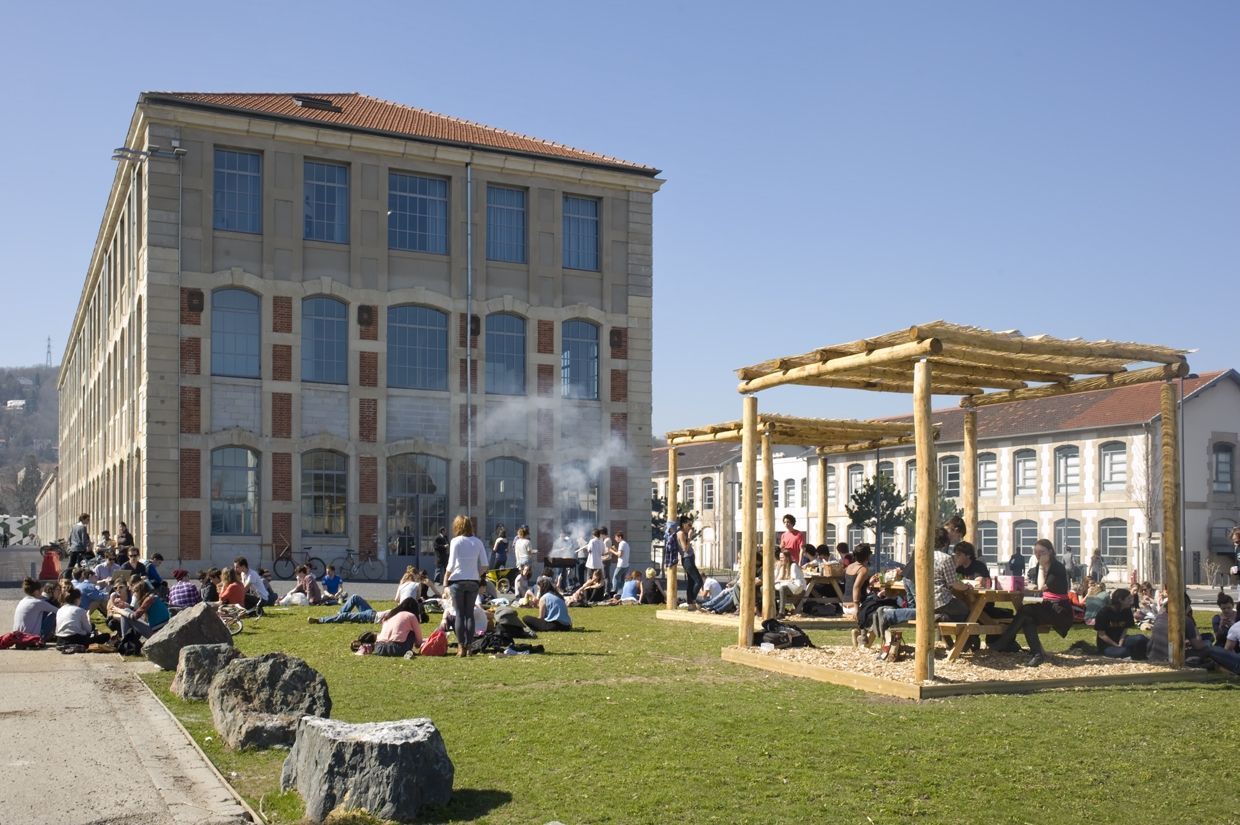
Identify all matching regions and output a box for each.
[142,605,1239,825]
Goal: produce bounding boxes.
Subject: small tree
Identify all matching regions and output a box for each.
[902,489,961,549]
[846,474,911,567]
[651,495,699,546]
[14,455,42,515]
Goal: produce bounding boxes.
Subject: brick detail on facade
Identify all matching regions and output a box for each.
[272,392,292,439]
[537,519,554,554]
[359,305,378,340]
[272,344,292,381]
[359,514,378,555]
[180,287,201,326]
[610,369,628,403]
[610,466,628,510]
[359,455,377,504]
[458,313,479,349]
[609,326,628,360]
[537,320,554,354]
[359,351,378,387]
[360,398,377,442]
[537,464,553,507]
[179,511,201,560]
[272,512,292,551]
[273,296,293,333]
[537,410,554,450]
[458,404,477,447]
[458,461,478,506]
[180,337,200,376]
[610,412,628,445]
[179,386,200,434]
[272,452,292,501]
[458,358,478,391]
[537,364,554,397]
[179,448,200,498]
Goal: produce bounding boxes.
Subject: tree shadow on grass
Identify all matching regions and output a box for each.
[418,788,513,822]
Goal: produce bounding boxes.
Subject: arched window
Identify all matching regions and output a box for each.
[485,313,526,395]
[848,525,865,549]
[682,479,695,509]
[977,452,997,496]
[877,461,894,482]
[702,478,715,510]
[1013,520,1038,558]
[977,520,998,563]
[1214,443,1235,493]
[1054,518,1081,561]
[211,447,260,535]
[301,450,347,535]
[1099,441,1127,492]
[938,455,961,497]
[387,305,448,390]
[1098,518,1128,569]
[1013,449,1036,495]
[771,480,779,508]
[211,289,260,378]
[301,297,347,384]
[386,454,448,557]
[561,320,599,400]
[847,464,864,496]
[825,523,837,547]
[486,458,527,541]
[1054,445,1080,494]
[784,479,796,508]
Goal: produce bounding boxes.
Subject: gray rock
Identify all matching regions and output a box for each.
[208,652,331,749]
[142,602,234,670]
[281,717,453,823]
[170,643,242,700]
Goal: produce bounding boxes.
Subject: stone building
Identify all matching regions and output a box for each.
[654,370,1240,582]
[56,92,662,573]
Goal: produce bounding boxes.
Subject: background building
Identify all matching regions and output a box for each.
[57,92,662,573]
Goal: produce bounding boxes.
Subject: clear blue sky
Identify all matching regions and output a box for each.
[3,2,1237,432]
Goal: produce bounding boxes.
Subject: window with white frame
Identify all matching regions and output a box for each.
[848,525,865,549]
[801,477,807,506]
[877,461,894,482]
[1014,449,1036,496]
[301,297,348,384]
[486,457,527,541]
[978,453,997,496]
[784,479,796,508]
[211,289,260,378]
[939,455,960,497]
[387,305,448,390]
[1099,518,1128,569]
[755,481,763,507]
[827,466,836,504]
[826,523,837,547]
[1013,520,1038,558]
[1054,518,1081,559]
[977,520,998,564]
[772,480,781,508]
[905,460,917,498]
[1214,443,1235,493]
[213,149,262,233]
[1054,445,1080,494]
[1210,518,1237,554]
[1099,441,1127,492]
[683,479,695,509]
[702,478,715,510]
[301,450,347,535]
[847,464,863,496]
[561,320,599,400]
[485,312,526,396]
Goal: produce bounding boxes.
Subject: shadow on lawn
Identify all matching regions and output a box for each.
[419,788,513,822]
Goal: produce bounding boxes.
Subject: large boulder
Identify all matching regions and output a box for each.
[208,653,331,749]
[171,643,242,700]
[142,602,233,670]
[281,717,453,823]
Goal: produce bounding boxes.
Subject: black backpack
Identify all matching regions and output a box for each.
[115,630,143,657]
[754,618,814,649]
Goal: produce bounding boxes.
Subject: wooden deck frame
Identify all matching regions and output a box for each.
[655,609,853,630]
[721,646,1223,701]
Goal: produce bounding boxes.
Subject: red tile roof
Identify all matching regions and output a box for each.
[142,92,659,176]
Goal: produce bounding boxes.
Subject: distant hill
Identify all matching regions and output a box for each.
[0,365,58,514]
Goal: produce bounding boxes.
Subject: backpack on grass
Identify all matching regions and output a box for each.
[753,618,815,649]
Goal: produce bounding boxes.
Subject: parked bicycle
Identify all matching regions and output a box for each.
[273,546,327,580]
[330,547,385,581]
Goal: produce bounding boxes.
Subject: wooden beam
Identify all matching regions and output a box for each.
[913,359,937,683]
[932,344,1127,377]
[738,396,758,648]
[964,362,1189,407]
[666,446,679,611]
[815,431,941,456]
[737,338,943,393]
[757,415,919,436]
[962,408,978,548]
[667,431,742,446]
[761,430,776,621]
[910,323,1185,364]
[863,363,1030,390]
[1161,381,1184,668]
[798,375,986,396]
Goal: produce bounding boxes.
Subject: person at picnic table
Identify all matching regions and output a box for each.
[54,587,110,648]
[523,577,573,632]
[166,568,202,611]
[12,577,58,640]
[444,514,489,657]
[953,540,991,584]
[1212,593,1236,645]
[774,549,806,616]
[944,514,966,552]
[320,565,344,602]
[371,597,425,657]
[929,527,974,622]
[218,568,246,606]
[843,544,873,618]
[835,542,853,566]
[990,538,1074,668]
[1093,588,1148,659]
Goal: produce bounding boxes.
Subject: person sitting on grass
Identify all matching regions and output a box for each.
[1094,588,1148,659]
[278,565,324,606]
[54,587,110,648]
[218,568,246,606]
[523,577,573,632]
[12,577,58,640]
[199,568,221,603]
[1212,593,1235,645]
[618,568,646,604]
[106,583,132,632]
[72,568,110,617]
[1150,592,1240,675]
[372,597,424,657]
[320,565,344,603]
[641,567,666,605]
[566,569,606,606]
[774,549,806,616]
[990,538,1074,668]
[122,581,169,640]
[166,568,202,612]
[233,557,272,610]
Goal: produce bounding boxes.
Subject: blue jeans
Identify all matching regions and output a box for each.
[611,565,629,597]
[1102,635,1149,659]
[702,585,738,614]
[873,607,917,638]
[681,556,703,607]
[317,594,377,624]
[449,580,481,646]
[1201,645,1240,676]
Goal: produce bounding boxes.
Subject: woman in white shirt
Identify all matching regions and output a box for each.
[512,526,534,573]
[54,587,108,647]
[774,549,806,617]
[443,515,488,657]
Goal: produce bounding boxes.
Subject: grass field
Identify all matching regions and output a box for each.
[142,604,1239,825]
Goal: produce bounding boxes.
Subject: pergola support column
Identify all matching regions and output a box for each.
[962,408,978,549]
[913,359,938,683]
[1160,382,1184,668]
[738,396,758,647]
[666,446,679,610]
[761,429,776,620]
[817,455,829,547]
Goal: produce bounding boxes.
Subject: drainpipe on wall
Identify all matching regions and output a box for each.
[465,161,474,510]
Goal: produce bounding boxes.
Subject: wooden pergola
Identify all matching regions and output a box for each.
[663,415,938,619]
[732,321,1191,679]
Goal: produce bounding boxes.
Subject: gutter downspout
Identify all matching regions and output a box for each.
[466,161,474,510]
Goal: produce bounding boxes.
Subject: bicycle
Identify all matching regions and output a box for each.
[215,603,250,636]
[273,545,327,580]
[330,547,385,581]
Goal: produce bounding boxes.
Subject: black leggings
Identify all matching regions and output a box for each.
[523,616,572,632]
[681,555,703,605]
[995,608,1044,655]
[56,631,110,646]
[449,580,481,645]
[373,634,417,657]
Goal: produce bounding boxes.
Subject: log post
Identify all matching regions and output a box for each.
[962,407,978,550]
[738,396,758,647]
[914,359,938,683]
[762,429,776,620]
[666,446,679,610]
[1160,382,1184,668]
[817,455,829,547]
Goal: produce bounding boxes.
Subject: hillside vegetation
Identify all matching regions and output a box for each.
[0,365,58,514]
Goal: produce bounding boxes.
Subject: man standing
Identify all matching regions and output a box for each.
[68,513,92,571]
[610,531,631,597]
[780,514,806,564]
[585,527,608,585]
[433,527,450,584]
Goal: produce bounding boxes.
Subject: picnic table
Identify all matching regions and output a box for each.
[885,581,1035,662]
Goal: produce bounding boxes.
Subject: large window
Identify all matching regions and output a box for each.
[561,320,599,400]
[1099,442,1127,492]
[682,479,696,509]
[485,313,525,395]
[977,520,998,564]
[848,525,865,549]
[1014,449,1037,496]
[1098,518,1128,570]
[486,458,528,541]
[905,460,917,498]
[211,289,260,378]
[486,185,526,263]
[388,305,448,390]
[847,464,863,496]
[302,450,347,536]
[878,461,894,482]
[702,478,715,510]
[211,447,259,535]
[939,455,961,497]
[771,480,780,508]
[1013,520,1038,559]
[304,161,349,243]
[784,479,796,508]
[978,453,997,496]
[1054,518,1081,561]
[825,523,837,547]
[827,466,837,504]
[386,454,448,557]
[801,478,808,506]
[1054,445,1080,494]
[562,195,599,270]
[1214,443,1235,493]
[389,172,448,253]
[302,297,348,384]
[213,149,262,233]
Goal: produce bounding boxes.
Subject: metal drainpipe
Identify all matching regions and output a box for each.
[465,162,474,510]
